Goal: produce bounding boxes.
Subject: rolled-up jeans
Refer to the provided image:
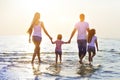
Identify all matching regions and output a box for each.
[77,39,87,57]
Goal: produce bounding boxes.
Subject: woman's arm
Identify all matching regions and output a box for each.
[41,21,52,40]
[51,39,55,44]
[28,34,31,43]
[27,25,33,43]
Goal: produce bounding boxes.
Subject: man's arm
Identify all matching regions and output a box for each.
[68,28,76,43]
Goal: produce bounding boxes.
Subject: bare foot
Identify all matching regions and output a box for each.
[31,61,34,65]
[79,60,83,64]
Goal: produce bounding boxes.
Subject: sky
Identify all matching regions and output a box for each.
[0,0,120,39]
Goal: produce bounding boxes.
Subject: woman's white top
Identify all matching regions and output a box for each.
[32,23,42,37]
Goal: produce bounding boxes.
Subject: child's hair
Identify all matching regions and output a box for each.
[57,34,62,40]
[88,29,96,43]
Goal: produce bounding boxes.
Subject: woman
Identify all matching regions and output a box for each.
[27,12,52,64]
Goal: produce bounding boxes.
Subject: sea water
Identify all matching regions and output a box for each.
[0,35,120,80]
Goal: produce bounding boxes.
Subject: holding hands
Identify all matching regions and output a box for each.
[68,39,71,43]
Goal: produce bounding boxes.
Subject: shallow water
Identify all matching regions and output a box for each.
[0,36,120,80]
[0,51,120,80]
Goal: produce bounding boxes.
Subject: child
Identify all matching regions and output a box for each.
[51,34,69,64]
[87,29,99,64]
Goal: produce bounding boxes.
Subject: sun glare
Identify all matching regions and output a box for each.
[59,16,69,24]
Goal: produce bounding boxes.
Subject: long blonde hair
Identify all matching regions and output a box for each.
[27,12,40,35]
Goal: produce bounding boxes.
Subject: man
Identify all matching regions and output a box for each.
[69,13,89,64]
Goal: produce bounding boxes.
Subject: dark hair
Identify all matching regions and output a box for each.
[57,34,62,40]
[88,29,96,43]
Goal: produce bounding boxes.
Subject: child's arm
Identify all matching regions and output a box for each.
[95,39,99,51]
[63,41,70,44]
[51,39,55,44]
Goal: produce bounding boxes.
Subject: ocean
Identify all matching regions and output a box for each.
[0,35,120,80]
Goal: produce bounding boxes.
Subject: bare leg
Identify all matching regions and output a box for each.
[31,51,37,64]
[91,52,96,62]
[32,39,41,64]
[55,53,58,64]
[88,52,92,64]
[36,47,41,64]
[59,54,62,63]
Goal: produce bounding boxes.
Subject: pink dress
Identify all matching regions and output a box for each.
[53,40,65,54]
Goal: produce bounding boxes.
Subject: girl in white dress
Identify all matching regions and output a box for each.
[87,29,99,64]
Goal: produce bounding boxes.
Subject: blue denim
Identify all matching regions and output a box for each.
[77,40,87,56]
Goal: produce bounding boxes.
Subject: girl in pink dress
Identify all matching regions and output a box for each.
[51,34,69,64]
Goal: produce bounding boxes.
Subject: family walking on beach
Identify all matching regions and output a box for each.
[27,12,99,65]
